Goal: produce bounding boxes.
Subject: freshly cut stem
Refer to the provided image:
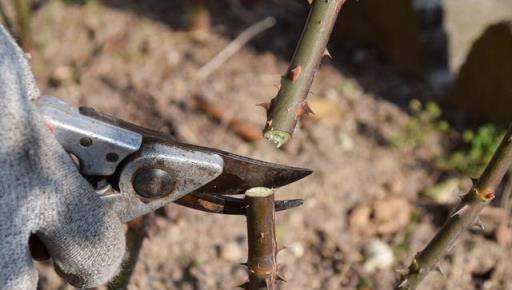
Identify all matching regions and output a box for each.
[263,0,345,147]
[245,187,279,290]
[395,125,512,290]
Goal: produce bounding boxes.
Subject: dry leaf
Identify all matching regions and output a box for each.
[307,98,344,125]
[348,196,412,236]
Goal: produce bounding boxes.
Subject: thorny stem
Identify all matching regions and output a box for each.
[14,0,32,51]
[244,187,280,290]
[263,0,345,148]
[395,125,512,290]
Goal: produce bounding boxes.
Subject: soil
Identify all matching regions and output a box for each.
[26,1,512,290]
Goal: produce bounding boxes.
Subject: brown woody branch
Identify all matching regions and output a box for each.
[243,187,283,290]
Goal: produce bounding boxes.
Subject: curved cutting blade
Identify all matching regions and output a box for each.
[174,143,313,196]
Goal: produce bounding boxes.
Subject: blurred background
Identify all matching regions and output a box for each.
[2,0,512,289]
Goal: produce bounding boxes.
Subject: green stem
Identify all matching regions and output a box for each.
[263,0,346,148]
[14,0,32,51]
[395,124,512,289]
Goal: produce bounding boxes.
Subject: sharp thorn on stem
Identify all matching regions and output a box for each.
[294,100,314,120]
[323,48,332,59]
[435,264,447,278]
[290,65,302,81]
[397,279,408,289]
[256,102,271,111]
[474,217,485,231]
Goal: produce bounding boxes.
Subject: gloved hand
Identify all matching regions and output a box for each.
[0,26,125,289]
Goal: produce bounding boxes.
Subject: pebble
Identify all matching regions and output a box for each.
[289,242,305,258]
[363,239,394,273]
[219,241,244,262]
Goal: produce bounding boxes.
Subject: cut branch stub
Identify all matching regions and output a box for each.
[263,0,346,148]
[394,124,512,290]
[245,187,279,290]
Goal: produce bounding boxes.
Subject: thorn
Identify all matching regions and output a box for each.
[306,0,313,5]
[471,178,478,186]
[240,262,248,267]
[277,273,287,282]
[256,102,270,111]
[237,282,250,290]
[323,48,332,59]
[435,264,446,278]
[290,65,302,81]
[277,246,287,254]
[397,279,408,289]
[294,100,314,120]
[450,204,469,218]
[474,217,485,231]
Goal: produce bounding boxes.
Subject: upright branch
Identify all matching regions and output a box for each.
[395,124,512,290]
[262,0,345,148]
[243,187,282,290]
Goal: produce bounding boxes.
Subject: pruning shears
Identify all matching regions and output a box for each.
[35,96,312,222]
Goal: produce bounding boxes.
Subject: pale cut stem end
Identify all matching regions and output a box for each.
[264,130,291,148]
[245,187,273,198]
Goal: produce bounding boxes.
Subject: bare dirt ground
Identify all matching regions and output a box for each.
[29,1,512,289]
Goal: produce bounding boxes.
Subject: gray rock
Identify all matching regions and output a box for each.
[334,0,512,90]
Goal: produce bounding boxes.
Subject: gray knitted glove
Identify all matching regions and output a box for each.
[0,26,125,289]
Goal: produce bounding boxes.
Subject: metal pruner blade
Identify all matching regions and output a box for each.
[171,143,312,215]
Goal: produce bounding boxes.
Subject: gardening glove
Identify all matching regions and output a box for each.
[0,26,125,289]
